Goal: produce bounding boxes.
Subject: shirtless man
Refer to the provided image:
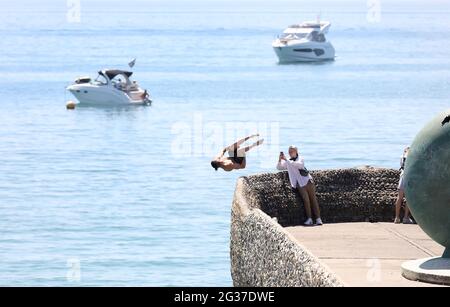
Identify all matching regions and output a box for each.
[211,134,264,172]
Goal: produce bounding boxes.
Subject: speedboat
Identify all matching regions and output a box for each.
[67,69,152,105]
[272,21,335,63]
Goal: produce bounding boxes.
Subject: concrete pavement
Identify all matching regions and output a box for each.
[285,222,446,287]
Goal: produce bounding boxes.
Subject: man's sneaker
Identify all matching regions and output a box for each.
[394,218,401,224]
[315,218,323,226]
[304,218,314,226]
[403,217,414,224]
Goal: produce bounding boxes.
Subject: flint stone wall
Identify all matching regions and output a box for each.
[231,167,400,287]
[242,166,400,227]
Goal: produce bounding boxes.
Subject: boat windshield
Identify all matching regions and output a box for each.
[94,74,108,85]
[310,31,326,42]
[280,32,308,40]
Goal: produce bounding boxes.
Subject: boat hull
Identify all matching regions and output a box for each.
[272,41,335,63]
[67,84,149,105]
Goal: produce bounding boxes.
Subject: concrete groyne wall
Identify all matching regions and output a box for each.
[230,167,400,287]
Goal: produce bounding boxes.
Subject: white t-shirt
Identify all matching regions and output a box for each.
[400,152,408,176]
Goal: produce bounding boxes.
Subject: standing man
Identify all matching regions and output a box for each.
[394,146,413,224]
[277,145,323,226]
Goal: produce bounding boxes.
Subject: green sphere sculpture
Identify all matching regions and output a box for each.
[404,109,450,258]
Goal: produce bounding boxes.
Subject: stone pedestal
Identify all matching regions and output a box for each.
[402,257,450,286]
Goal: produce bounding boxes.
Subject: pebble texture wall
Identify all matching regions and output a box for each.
[242,166,400,227]
[230,167,400,287]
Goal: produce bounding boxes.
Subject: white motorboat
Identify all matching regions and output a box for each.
[67,69,152,105]
[272,21,335,63]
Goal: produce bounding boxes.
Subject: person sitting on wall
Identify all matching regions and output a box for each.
[211,134,264,172]
[277,145,323,226]
[394,146,414,224]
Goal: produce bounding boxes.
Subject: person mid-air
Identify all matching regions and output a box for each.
[211,134,264,172]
